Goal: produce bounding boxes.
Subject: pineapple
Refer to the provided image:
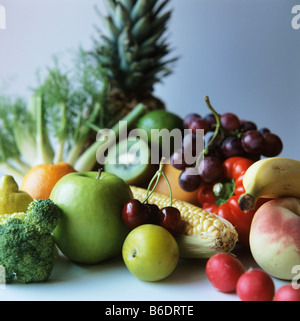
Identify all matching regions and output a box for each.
[93,0,177,125]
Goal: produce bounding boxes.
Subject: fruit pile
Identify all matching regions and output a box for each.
[170,96,283,193]
[2,0,299,302]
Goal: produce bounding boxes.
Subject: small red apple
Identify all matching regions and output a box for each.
[249,197,300,280]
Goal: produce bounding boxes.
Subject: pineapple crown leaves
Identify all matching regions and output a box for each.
[93,0,178,94]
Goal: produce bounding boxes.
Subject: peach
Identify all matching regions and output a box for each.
[249,197,300,280]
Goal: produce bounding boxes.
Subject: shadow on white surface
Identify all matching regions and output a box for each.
[0,244,290,301]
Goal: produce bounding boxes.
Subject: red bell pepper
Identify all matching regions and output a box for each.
[197,156,268,246]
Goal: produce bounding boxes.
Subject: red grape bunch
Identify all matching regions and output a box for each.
[170,96,283,192]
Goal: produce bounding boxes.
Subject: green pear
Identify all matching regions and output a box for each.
[0,175,33,215]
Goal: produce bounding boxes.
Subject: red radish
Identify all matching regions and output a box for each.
[236,269,275,301]
[273,285,300,301]
[206,253,245,293]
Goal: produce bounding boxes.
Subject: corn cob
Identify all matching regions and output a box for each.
[130,185,238,259]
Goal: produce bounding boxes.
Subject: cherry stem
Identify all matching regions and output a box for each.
[143,157,173,207]
[143,162,163,204]
[162,171,173,207]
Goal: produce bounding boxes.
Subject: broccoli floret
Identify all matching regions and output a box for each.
[25,198,61,234]
[0,199,62,284]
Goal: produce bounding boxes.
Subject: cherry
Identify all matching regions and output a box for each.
[159,206,182,234]
[145,203,162,224]
[123,159,182,233]
[122,199,150,229]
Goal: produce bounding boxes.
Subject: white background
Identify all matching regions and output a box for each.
[0,0,299,301]
[1,0,300,159]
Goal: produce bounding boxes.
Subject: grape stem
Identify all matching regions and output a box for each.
[143,158,173,207]
[195,96,225,166]
[204,96,225,150]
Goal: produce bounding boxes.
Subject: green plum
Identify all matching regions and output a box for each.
[122,224,179,281]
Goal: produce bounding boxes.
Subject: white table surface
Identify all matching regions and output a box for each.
[0,245,289,302]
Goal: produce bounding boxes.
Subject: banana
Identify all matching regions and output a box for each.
[239,157,300,211]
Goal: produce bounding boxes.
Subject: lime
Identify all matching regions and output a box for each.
[136,110,184,154]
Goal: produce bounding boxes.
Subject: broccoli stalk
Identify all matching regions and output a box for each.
[0,198,62,284]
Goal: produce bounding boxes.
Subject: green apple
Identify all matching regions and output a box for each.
[0,175,33,215]
[50,171,132,264]
[122,224,179,281]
